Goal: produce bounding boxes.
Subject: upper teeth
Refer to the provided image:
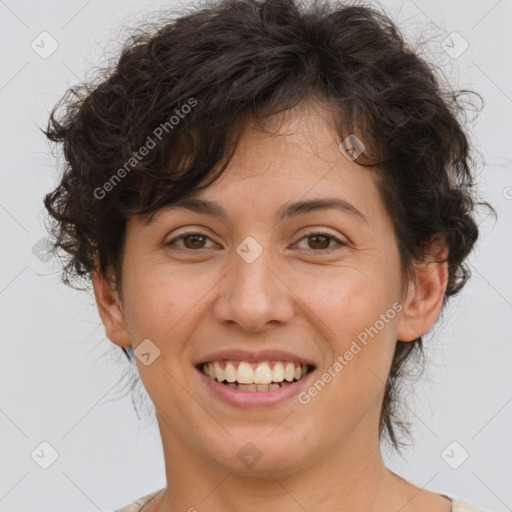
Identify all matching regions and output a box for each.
[202,361,309,384]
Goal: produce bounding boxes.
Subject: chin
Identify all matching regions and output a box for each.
[203,427,316,476]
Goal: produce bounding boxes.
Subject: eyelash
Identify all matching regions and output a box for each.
[165,230,347,253]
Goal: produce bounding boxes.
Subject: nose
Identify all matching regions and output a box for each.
[212,244,295,333]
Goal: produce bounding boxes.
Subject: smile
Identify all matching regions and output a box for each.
[199,360,313,391]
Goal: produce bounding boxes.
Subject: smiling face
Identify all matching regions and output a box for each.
[93,99,448,481]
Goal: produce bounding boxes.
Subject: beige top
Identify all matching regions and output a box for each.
[113,489,491,512]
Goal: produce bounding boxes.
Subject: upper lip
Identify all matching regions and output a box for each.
[194,348,317,367]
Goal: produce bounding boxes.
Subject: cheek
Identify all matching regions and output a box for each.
[121,261,219,352]
[302,268,398,406]
[121,266,183,345]
[121,266,202,410]
[303,264,398,341]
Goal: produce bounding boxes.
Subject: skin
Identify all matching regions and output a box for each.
[93,99,451,512]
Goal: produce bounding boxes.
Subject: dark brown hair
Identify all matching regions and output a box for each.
[43,0,494,451]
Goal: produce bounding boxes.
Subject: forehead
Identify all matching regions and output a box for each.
[136,101,386,228]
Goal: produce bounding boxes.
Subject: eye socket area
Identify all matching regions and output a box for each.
[164,228,348,253]
[293,230,347,251]
[165,230,217,250]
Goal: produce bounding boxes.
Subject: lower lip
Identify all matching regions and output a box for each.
[197,367,315,408]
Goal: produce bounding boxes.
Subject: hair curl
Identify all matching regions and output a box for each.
[43,0,495,452]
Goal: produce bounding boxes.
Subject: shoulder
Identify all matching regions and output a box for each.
[112,488,165,512]
[450,497,493,512]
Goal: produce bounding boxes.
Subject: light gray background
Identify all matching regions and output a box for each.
[1,0,511,511]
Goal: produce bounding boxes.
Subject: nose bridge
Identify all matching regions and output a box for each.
[233,236,275,294]
[212,234,294,332]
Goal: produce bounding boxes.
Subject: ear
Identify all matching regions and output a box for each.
[396,235,449,342]
[91,266,131,348]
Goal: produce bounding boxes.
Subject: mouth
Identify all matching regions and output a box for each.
[196,360,315,392]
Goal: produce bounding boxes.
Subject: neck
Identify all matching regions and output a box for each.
[152,416,405,512]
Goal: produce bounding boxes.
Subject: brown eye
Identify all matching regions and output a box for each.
[307,234,332,250]
[295,231,346,252]
[166,231,214,250]
[182,234,207,249]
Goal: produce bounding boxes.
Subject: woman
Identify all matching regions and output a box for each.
[43,0,494,510]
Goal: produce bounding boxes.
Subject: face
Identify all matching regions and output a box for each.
[94,99,447,478]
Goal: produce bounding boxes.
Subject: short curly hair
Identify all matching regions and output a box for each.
[43,0,494,451]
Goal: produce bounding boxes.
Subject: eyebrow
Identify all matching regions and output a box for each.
[143,195,368,225]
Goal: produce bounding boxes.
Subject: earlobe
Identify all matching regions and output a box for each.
[91,267,132,348]
[396,237,449,342]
